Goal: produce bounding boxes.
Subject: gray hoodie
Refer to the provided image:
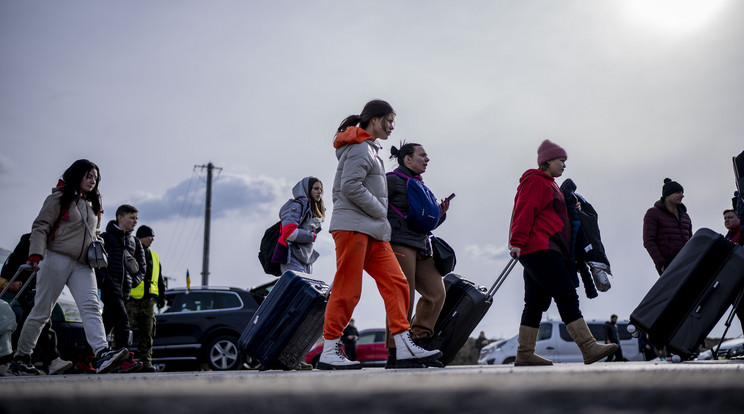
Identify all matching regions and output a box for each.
[278,177,322,266]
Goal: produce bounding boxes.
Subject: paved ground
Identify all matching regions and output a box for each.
[1,361,743,414]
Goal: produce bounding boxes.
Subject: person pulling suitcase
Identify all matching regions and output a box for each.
[508,140,617,366]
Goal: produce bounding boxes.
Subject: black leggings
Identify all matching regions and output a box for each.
[101,291,131,349]
[519,250,582,328]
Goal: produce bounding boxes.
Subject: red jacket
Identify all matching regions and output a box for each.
[642,200,693,274]
[509,169,571,259]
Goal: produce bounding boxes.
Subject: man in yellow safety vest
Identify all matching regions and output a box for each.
[127,225,166,372]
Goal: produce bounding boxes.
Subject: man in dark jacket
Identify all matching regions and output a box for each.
[97,205,146,373]
[603,314,625,362]
[642,178,693,275]
[341,319,359,361]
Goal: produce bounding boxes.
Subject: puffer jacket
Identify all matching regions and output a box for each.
[387,166,445,254]
[509,169,572,259]
[98,220,146,298]
[643,199,693,273]
[29,187,99,264]
[278,177,322,266]
[328,127,390,241]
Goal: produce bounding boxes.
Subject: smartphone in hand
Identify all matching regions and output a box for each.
[446,193,456,201]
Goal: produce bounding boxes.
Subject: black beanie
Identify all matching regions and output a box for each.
[662,178,684,198]
[136,225,154,238]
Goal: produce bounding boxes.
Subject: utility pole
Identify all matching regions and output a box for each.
[194,162,222,286]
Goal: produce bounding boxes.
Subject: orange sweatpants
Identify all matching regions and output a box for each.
[323,231,411,340]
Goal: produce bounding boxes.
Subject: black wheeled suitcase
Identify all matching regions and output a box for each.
[629,228,744,359]
[428,258,516,366]
[238,270,330,370]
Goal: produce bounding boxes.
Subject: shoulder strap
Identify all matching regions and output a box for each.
[386,171,410,181]
[387,171,409,219]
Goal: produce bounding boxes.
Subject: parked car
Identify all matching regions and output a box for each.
[697,335,744,360]
[304,328,387,367]
[147,285,266,371]
[477,319,643,365]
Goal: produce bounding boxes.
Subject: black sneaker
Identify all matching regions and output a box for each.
[9,354,40,376]
[95,348,129,374]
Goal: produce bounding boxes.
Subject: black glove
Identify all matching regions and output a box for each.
[157,295,166,309]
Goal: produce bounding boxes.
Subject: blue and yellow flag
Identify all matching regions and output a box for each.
[186,268,191,291]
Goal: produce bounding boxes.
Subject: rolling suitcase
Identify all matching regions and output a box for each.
[428,258,516,366]
[629,228,744,359]
[239,270,330,370]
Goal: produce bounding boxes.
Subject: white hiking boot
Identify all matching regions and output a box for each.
[317,338,361,370]
[393,331,443,368]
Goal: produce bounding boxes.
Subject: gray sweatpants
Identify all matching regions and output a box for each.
[16,250,109,356]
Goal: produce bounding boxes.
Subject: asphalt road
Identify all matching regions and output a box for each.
[1,361,743,414]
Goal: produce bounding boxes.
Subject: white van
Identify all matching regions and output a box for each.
[478,319,643,364]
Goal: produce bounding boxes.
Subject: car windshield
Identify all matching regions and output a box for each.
[57,301,82,322]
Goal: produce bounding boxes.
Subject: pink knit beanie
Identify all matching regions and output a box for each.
[537,139,568,165]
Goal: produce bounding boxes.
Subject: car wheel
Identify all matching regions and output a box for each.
[502,356,516,365]
[205,335,242,371]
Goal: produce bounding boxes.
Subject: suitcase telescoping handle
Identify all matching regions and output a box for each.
[486,257,517,300]
[0,264,32,300]
[0,264,39,306]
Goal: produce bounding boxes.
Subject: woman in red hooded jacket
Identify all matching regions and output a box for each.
[509,140,617,366]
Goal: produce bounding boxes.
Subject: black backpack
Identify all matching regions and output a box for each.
[258,221,282,276]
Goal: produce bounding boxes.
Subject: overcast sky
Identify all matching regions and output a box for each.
[2,0,743,340]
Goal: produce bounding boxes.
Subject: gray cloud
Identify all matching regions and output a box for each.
[133,173,288,221]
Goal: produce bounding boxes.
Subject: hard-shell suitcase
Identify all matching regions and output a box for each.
[428,258,516,366]
[238,270,330,370]
[629,228,744,359]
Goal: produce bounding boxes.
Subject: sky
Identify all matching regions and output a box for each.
[1,0,743,340]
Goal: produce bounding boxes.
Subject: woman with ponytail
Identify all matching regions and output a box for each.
[384,142,450,368]
[318,100,442,370]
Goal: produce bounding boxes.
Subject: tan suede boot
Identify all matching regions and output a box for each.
[566,318,619,364]
[514,325,553,366]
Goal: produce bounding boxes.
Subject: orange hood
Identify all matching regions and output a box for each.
[333,126,374,148]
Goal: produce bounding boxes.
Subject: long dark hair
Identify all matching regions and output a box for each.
[390,141,421,167]
[60,159,102,214]
[307,177,326,220]
[336,99,395,134]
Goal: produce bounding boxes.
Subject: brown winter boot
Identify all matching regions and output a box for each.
[514,325,553,366]
[566,318,619,364]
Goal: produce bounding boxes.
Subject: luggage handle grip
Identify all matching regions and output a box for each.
[487,258,517,299]
[695,281,719,314]
[0,264,35,304]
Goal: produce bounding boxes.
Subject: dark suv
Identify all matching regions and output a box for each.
[149,286,263,371]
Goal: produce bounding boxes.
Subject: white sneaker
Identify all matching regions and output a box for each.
[394,331,442,367]
[317,338,361,370]
[47,357,73,375]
